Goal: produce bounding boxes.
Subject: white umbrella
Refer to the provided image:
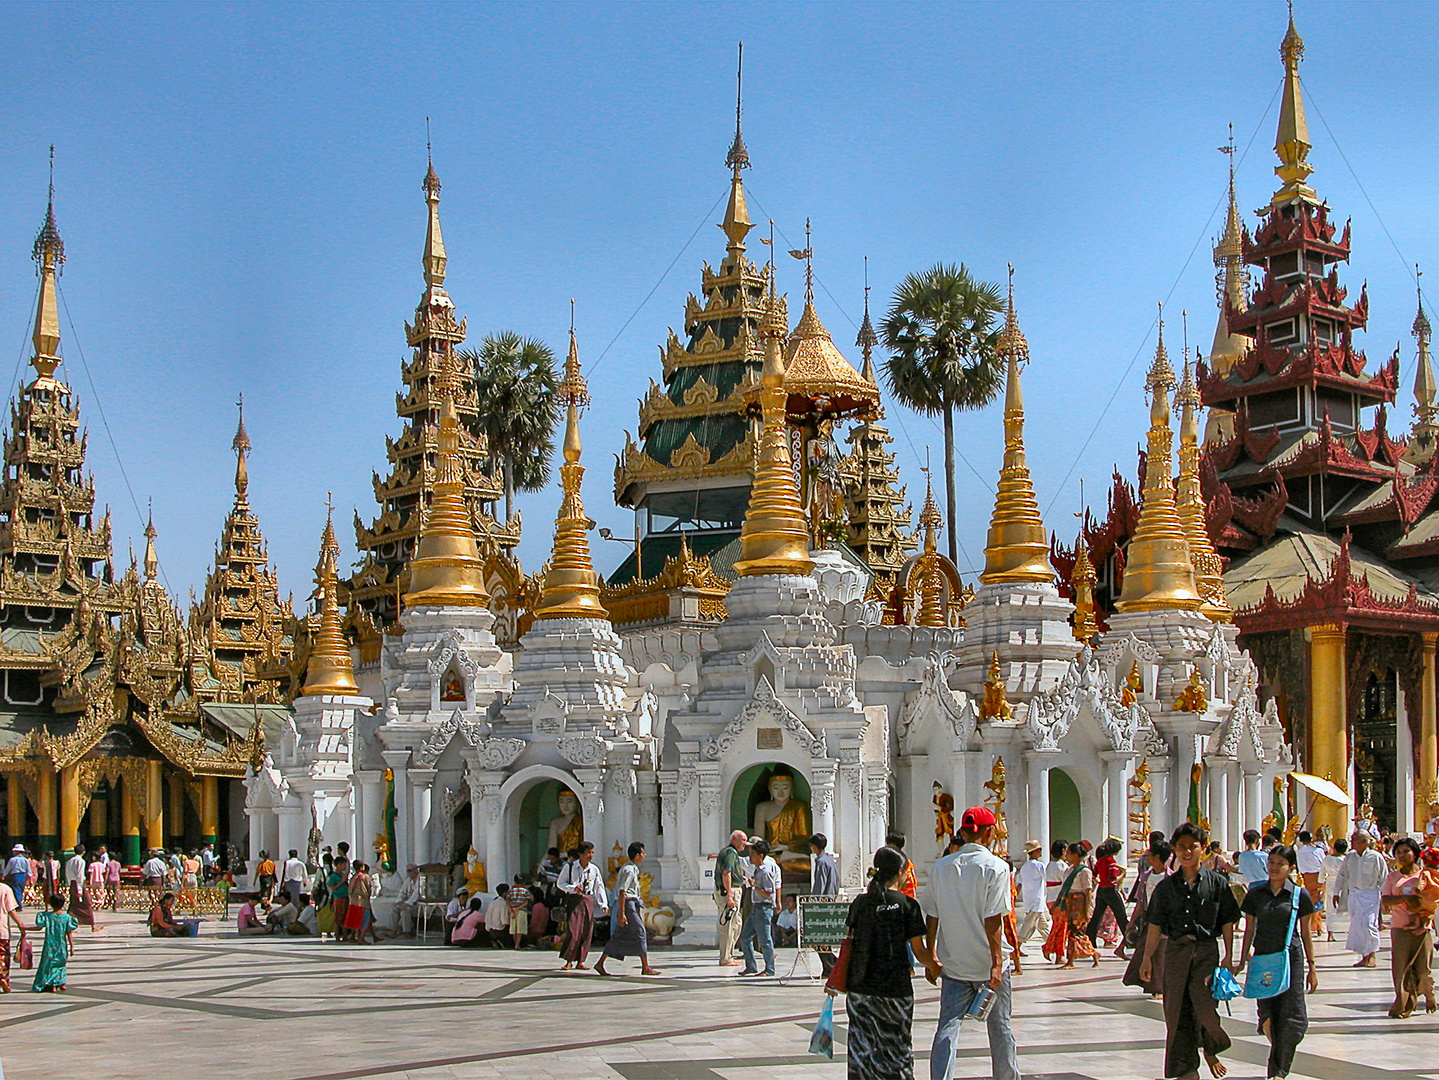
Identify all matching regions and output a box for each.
[1288,772,1353,807]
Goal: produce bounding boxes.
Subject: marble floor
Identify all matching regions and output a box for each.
[1,911,1435,1080]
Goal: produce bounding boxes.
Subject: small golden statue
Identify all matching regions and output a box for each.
[933,781,955,848]
[1128,759,1153,860]
[373,831,391,869]
[984,756,1008,858]
[979,653,1013,723]
[463,847,488,894]
[1175,667,1208,713]
[1121,661,1142,707]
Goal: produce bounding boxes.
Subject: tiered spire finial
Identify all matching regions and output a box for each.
[31,146,64,380]
[734,279,814,578]
[721,44,753,258]
[1070,532,1099,644]
[981,265,1053,585]
[143,503,159,583]
[422,128,448,288]
[401,352,490,609]
[1115,308,1203,612]
[1174,337,1232,621]
[534,307,607,621]
[233,394,251,501]
[301,498,360,697]
[1273,1,1315,204]
[1411,266,1438,452]
[856,256,878,382]
[1210,125,1251,375]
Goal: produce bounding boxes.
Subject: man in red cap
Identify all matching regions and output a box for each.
[923,804,1018,1080]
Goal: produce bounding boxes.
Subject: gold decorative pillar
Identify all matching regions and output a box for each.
[59,764,80,856]
[168,779,183,847]
[122,780,142,866]
[1420,633,1438,824]
[201,776,219,846]
[1309,624,1348,836]
[6,775,24,848]
[36,767,56,853]
[145,761,164,852]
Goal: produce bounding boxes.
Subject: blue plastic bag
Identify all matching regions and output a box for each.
[809,995,835,1059]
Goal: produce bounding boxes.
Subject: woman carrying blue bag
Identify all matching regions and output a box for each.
[1235,844,1318,1080]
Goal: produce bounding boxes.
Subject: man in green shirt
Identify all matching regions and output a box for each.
[715,829,747,967]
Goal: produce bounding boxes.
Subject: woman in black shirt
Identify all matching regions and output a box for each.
[835,846,940,1080]
[1236,843,1317,1080]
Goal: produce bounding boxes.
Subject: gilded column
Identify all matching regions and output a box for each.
[89,790,106,843]
[1309,624,1348,836]
[121,781,141,866]
[7,776,25,849]
[201,776,219,847]
[169,780,184,848]
[146,761,164,852]
[36,768,56,853]
[59,764,80,856]
[1419,633,1438,825]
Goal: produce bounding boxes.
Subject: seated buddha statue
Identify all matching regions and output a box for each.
[546,790,584,855]
[752,771,812,868]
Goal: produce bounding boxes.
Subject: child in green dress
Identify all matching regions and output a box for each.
[29,892,76,992]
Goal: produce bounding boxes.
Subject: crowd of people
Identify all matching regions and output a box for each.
[811,806,1439,1080]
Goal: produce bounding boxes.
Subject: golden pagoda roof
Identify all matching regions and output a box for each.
[782,227,879,419]
[301,505,359,696]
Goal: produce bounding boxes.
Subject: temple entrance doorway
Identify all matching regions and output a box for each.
[451,801,473,867]
[1049,768,1082,847]
[516,780,584,880]
[1357,669,1397,828]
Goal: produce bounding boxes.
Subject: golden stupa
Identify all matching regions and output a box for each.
[301,506,360,697]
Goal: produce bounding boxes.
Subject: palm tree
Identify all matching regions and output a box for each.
[881,264,1004,565]
[464,332,560,523]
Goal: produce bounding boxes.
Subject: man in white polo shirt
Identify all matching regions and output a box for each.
[924,804,1019,1080]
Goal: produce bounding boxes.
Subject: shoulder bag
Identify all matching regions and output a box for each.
[1243,888,1301,999]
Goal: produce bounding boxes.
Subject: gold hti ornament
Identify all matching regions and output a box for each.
[533,315,607,621]
[981,266,1052,584]
[734,267,814,578]
[402,354,490,609]
[301,501,360,697]
[1115,313,1202,612]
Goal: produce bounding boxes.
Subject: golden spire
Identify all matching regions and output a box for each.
[301,500,360,697]
[856,256,878,384]
[1070,533,1099,645]
[31,147,64,380]
[915,469,945,626]
[232,394,252,503]
[1210,128,1251,375]
[534,307,607,621]
[1273,2,1315,205]
[1115,311,1203,612]
[402,354,490,608]
[422,128,448,289]
[734,264,814,578]
[721,43,753,260]
[981,266,1053,585]
[143,506,159,583]
[1414,268,1436,419]
[1175,345,1232,621]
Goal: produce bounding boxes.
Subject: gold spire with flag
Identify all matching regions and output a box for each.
[401,354,490,609]
[31,147,63,380]
[981,266,1052,585]
[721,43,753,261]
[1115,313,1202,612]
[1410,269,1438,458]
[301,502,360,697]
[534,310,608,621]
[734,266,814,578]
[1175,349,1231,620]
[1210,128,1251,376]
[1273,2,1315,205]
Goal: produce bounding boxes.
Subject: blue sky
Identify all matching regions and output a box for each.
[0,1,1435,604]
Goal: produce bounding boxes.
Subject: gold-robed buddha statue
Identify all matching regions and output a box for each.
[547,789,584,855]
[752,770,812,867]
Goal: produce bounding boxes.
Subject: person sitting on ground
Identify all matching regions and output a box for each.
[148,892,182,937]
[237,894,271,936]
[444,887,469,945]
[291,894,318,936]
[776,893,799,948]
[484,883,512,948]
[268,897,299,932]
[451,895,488,947]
